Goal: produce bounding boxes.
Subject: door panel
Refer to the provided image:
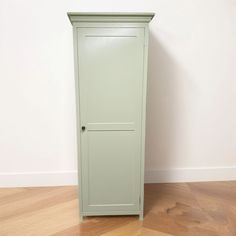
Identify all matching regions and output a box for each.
[77,27,144,213]
[88,131,137,206]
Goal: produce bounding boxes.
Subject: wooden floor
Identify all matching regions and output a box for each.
[0,182,236,236]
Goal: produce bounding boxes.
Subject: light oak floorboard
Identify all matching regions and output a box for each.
[0,182,236,235]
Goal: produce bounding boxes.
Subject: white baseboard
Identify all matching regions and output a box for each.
[0,171,78,188]
[145,166,236,183]
[1,167,236,187]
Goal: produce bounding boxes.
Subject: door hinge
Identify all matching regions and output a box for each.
[139,196,141,206]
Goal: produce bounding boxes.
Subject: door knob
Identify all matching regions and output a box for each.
[81,126,86,131]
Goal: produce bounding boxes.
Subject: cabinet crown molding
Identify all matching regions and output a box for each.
[67,12,155,24]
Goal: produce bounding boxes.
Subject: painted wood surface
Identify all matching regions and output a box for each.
[68,12,154,220]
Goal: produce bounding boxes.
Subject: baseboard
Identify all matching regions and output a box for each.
[0,171,78,187]
[1,167,236,187]
[145,166,236,183]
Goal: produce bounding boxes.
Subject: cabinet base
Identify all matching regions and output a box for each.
[79,211,144,222]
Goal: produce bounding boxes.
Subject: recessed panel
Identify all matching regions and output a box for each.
[87,131,137,206]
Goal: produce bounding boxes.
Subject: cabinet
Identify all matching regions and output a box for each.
[68,12,154,221]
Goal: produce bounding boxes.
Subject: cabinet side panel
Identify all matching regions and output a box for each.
[72,26,83,217]
[140,25,149,219]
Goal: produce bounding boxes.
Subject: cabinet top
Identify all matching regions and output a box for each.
[67,12,155,24]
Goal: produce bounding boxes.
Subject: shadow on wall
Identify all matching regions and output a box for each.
[145,32,190,180]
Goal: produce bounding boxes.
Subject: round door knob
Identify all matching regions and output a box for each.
[81,126,86,131]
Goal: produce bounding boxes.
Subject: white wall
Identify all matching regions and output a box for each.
[0,0,236,187]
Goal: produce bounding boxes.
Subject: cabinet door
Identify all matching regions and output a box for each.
[77,27,144,213]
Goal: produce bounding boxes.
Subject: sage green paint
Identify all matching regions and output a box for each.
[68,12,154,221]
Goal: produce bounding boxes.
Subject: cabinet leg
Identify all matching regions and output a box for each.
[139,213,144,221]
[79,215,84,223]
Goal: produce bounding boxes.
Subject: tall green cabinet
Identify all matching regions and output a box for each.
[68,12,154,221]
